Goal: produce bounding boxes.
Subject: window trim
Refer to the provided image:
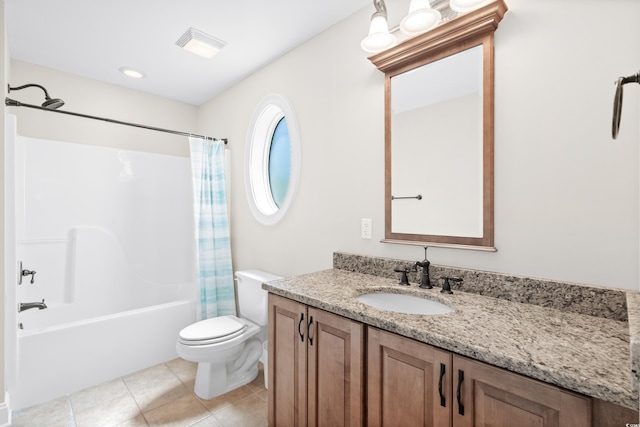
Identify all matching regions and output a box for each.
[244,93,301,225]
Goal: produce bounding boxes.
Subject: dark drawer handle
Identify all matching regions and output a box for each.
[308,316,314,346]
[298,313,305,342]
[438,363,446,407]
[457,369,465,416]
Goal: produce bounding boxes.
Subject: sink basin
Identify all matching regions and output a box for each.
[356,292,453,315]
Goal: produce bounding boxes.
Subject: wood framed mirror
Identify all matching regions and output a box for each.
[369,0,507,251]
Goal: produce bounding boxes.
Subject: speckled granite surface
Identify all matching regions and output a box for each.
[263,268,637,410]
[333,252,628,321]
[627,291,640,395]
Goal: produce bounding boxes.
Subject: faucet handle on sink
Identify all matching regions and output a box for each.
[393,266,411,286]
[441,276,462,294]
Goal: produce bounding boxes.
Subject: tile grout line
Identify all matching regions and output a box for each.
[66,397,78,427]
[120,371,149,426]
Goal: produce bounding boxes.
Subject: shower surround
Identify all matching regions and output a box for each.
[5,115,197,410]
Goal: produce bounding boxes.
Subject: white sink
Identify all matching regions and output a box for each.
[356,292,453,315]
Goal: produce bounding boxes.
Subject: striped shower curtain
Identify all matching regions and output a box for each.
[189,137,236,320]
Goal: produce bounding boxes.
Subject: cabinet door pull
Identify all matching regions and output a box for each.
[438,363,446,407]
[308,316,314,346]
[457,369,465,416]
[298,313,305,342]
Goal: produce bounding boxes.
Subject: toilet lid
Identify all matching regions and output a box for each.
[179,315,248,342]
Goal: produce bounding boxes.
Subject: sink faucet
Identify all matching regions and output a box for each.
[18,299,47,312]
[415,246,432,289]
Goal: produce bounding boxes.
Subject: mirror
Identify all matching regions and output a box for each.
[369,0,507,250]
[391,45,483,238]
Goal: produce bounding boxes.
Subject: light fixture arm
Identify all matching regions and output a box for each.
[373,0,388,17]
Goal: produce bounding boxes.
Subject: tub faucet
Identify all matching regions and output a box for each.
[18,299,47,312]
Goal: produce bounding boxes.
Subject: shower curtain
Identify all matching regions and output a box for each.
[189,137,236,320]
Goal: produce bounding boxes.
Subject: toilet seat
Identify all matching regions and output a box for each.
[179,315,249,346]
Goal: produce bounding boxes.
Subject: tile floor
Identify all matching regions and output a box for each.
[11,359,268,427]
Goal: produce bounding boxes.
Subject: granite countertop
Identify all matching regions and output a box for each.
[263,268,637,410]
[627,291,640,393]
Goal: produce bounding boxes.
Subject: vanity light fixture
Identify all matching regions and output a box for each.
[119,67,146,79]
[176,27,227,59]
[449,0,491,13]
[362,0,496,53]
[361,0,397,53]
[399,0,441,35]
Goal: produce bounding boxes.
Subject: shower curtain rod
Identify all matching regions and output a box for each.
[5,97,228,144]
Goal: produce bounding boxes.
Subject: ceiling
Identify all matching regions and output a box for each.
[5,0,371,106]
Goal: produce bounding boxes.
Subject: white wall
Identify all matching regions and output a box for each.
[6,2,640,293]
[9,60,198,157]
[197,0,640,290]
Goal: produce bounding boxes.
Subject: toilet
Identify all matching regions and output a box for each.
[176,269,281,400]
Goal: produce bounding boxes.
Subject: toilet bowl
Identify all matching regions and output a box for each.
[176,269,281,400]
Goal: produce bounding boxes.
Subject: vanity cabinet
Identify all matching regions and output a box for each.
[267,294,364,427]
[453,355,591,427]
[367,327,452,427]
[269,294,607,427]
[368,327,591,427]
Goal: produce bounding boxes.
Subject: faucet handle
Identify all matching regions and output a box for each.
[20,264,36,284]
[441,276,462,294]
[393,267,411,286]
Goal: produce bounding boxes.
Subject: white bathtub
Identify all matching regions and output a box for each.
[8,128,199,411]
[13,300,195,410]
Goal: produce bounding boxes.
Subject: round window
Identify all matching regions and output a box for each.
[245,94,300,225]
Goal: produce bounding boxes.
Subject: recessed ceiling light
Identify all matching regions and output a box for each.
[119,67,146,79]
[176,27,226,59]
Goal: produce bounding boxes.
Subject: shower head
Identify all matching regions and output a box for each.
[41,97,65,110]
[7,83,65,110]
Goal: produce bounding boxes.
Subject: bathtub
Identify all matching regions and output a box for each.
[13,226,197,412]
[13,300,195,410]
[8,127,199,411]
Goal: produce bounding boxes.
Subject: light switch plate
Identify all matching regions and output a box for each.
[361,218,372,239]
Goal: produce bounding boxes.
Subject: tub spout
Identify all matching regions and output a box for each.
[18,299,47,312]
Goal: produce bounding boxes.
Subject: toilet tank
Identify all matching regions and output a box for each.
[236,269,282,326]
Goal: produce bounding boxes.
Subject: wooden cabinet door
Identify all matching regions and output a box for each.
[307,307,364,427]
[367,327,452,427]
[453,355,592,427]
[268,294,307,427]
